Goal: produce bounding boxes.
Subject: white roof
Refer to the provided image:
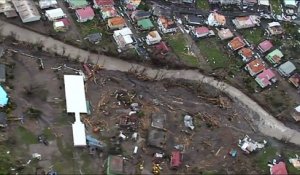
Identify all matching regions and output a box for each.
[64,75,87,113]
[0,0,6,4]
[12,0,41,23]
[295,105,300,112]
[123,35,133,44]
[284,0,296,6]
[72,115,87,146]
[268,22,280,27]
[114,27,133,36]
[54,21,64,28]
[45,8,65,19]
[258,0,269,6]
[39,0,57,9]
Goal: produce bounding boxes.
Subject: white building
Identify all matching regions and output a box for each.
[258,0,269,6]
[39,0,57,9]
[146,31,162,45]
[12,0,41,23]
[45,8,66,21]
[64,75,88,147]
[113,27,134,49]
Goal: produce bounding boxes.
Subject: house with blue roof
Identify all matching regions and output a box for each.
[0,86,8,107]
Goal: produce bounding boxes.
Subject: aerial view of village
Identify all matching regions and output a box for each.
[1,0,300,174]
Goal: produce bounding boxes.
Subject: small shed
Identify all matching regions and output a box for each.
[0,64,6,82]
[170,150,182,169]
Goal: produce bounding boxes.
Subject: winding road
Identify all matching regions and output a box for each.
[1,20,300,145]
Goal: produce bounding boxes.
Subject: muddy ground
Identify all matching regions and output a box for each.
[0,44,300,175]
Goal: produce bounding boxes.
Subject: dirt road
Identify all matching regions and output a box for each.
[1,20,300,145]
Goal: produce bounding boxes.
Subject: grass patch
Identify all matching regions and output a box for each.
[43,127,55,140]
[166,33,199,67]
[197,38,228,69]
[196,0,210,10]
[56,138,74,158]
[16,126,37,145]
[256,146,278,173]
[271,0,282,15]
[241,28,264,45]
[283,150,300,174]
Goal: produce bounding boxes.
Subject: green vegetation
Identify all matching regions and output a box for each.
[25,107,42,119]
[166,33,199,66]
[271,0,282,15]
[16,126,36,145]
[197,38,228,69]
[56,138,73,158]
[0,145,14,174]
[256,146,278,173]
[256,146,300,174]
[77,19,103,36]
[283,150,300,174]
[43,127,55,140]
[196,0,210,10]
[241,28,264,45]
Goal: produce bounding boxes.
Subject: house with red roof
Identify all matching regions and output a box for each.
[93,0,114,9]
[154,41,170,54]
[255,69,276,88]
[53,18,71,32]
[75,6,95,22]
[245,59,266,76]
[190,26,214,40]
[170,150,182,170]
[270,162,288,175]
[228,37,246,51]
[288,73,300,88]
[258,40,273,53]
[157,16,177,34]
[238,47,254,62]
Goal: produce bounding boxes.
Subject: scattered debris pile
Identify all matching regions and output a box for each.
[238,135,267,154]
[289,155,300,169]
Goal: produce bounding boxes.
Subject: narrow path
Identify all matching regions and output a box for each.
[1,20,300,145]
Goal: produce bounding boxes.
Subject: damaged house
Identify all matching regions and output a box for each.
[190,26,214,40]
[232,15,260,29]
[265,49,283,66]
[228,37,246,51]
[157,16,177,34]
[255,69,276,88]
[288,73,300,88]
[12,0,41,23]
[148,113,167,149]
[217,28,234,40]
[113,27,134,50]
[245,59,266,76]
[207,12,226,26]
[238,47,255,62]
[266,22,284,36]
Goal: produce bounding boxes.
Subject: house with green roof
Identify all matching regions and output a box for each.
[137,18,154,30]
[265,49,283,66]
[65,0,88,9]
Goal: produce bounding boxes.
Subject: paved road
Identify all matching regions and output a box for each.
[1,20,300,145]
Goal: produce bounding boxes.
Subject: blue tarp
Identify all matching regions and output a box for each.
[0,86,8,107]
